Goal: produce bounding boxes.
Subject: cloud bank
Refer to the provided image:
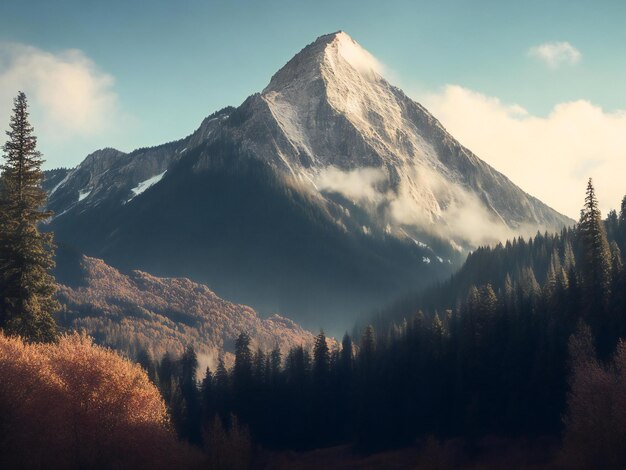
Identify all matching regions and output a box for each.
[314,165,523,248]
[528,41,581,69]
[422,85,626,218]
[0,43,119,143]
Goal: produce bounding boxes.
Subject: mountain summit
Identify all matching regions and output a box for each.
[245,31,569,246]
[45,32,571,331]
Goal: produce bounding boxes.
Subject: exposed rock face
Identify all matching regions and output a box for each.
[44,32,572,332]
[56,256,319,367]
[45,108,231,217]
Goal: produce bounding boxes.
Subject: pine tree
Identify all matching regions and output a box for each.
[545,248,562,300]
[563,240,576,271]
[201,367,214,421]
[233,332,253,421]
[269,347,281,385]
[478,285,498,317]
[179,346,201,444]
[431,312,444,336]
[0,92,58,342]
[234,332,252,386]
[340,333,353,373]
[520,266,540,300]
[252,348,267,385]
[313,330,330,382]
[158,352,176,403]
[215,355,229,391]
[579,178,611,316]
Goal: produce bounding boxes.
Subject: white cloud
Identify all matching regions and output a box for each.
[387,164,526,247]
[528,41,581,68]
[313,164,523,248]
[0,43,119,141]
[336,32,386,77]
[315,166,387,203]
[422,85,626,218]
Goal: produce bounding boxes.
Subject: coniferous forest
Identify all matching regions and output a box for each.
[135,181,626,467]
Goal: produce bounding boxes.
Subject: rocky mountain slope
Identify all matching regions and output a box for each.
[44,32,571,332]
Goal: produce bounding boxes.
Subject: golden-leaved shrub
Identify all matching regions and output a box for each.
[0,332,198,469]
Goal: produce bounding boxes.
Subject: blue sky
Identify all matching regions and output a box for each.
[1,0,625,216]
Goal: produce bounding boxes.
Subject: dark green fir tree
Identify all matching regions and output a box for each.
[579,178,611,316]
[0,92,58,342]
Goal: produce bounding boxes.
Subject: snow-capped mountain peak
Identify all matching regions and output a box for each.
[251,33,571,247]
[47,32,571,249]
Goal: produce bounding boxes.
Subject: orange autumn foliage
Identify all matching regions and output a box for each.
[0,332,197,469]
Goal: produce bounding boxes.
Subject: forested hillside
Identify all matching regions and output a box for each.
[142,181,626,468]
[54,251,319,365]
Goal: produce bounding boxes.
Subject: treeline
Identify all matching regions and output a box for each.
[377,192,626,329]
[143,180,626,460]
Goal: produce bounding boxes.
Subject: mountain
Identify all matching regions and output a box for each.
[54,250,319,368]
[44,32,571,332]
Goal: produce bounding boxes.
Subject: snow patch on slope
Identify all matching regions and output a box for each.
[78,189,91,201]
[126,171,167,203]
[50,171,72,196]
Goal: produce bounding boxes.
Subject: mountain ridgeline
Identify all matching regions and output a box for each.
[53,247,320,366]
[44,32,571,331]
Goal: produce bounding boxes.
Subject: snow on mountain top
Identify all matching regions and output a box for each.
[46,31,571,252]
[260,30,440,174]
[264,31,384,93]
[255,32,570,247]
[334,31,384,77]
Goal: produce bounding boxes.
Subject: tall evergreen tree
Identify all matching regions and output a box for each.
[234,332,253,386]
[233,332,253,421]
[179,346,201,444]
[201,367,214,422]
[269,347,282,385]
[563,240,576,271]
[0,92,58,342]
[313,330,330,382]
[579,178,611,317]
[340,333,353,373]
